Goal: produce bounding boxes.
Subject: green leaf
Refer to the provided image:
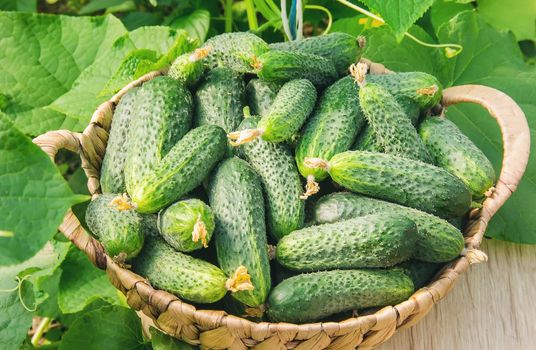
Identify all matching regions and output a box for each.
[358,0,435,39]
[330,15,366,37]
[150,327,197,350]
[58,248,124,314]
[0,12,127,135]
[58,305,147,350]
[430,0,473,33]
[0,115,86,265]
[169,9,210,42]
[0,287,33,350]
[78,0,130,15]
[436,11,536,243]
[478,0,536,41]
[0,0,36,12]
[121,11,163,31]
[47,26,184,126]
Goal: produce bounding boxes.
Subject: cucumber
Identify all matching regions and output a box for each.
[168,47,210,87]
[202,32,269,73]
[398,260,442,289]
[236,116,304,240]
[86,194,150,260]
[304,151,471,218]
[157,198,215,252]
[253,50,338,88]
[276,213,417,271]
[352,98,420,152]
[228,79,316,145]
[419,117,496,199]
[100,88,138,193]
[133,236,228,304]
[245,79,281,117]
[193,67,245,133]
[266,269,414,323]
[129,125,227,213]
[269,32,364,76]
[208,157,271,307]
[312,192,465,262]
[124,76,193,196]
[295,76,365,198]
[358,80,432,162]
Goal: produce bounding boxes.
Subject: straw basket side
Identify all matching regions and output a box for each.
[33,61,530,349]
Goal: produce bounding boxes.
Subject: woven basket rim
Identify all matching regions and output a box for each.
[33,60,531,349]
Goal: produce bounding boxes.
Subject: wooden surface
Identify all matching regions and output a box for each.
[379,238,536,350]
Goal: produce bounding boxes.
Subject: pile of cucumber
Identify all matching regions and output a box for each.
[86,32,496,324]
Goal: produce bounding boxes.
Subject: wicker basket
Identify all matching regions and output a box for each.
[33,61,530,349]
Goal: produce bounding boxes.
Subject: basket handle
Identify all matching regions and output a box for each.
[441,85,530,248]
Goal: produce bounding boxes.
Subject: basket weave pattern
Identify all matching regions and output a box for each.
[33,61,530,349]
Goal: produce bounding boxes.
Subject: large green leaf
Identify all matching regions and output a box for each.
[169,9,210,42]
[58,248,124,314]
[150,328,197,350]
[0,115,86,265]
[430,0,473,32]
[358,0,435,39]
[0,287,33,350]
[58,305,146,350]
[477,0,536,41]
[0,0,36,12]
[330,15,366,37]
[0,12,127,135]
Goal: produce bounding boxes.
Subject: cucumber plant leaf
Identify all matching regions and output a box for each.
[168,9,210,42]
[477,0,536,41]
[0,114,87,265]
[0,0,36,12]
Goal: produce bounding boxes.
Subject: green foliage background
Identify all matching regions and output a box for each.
[0,0,534,349]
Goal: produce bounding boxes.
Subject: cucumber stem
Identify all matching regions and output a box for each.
[225,266,255,292]
[109,193,135,211]
[192,214,208,248]
[31,317,52,347]
[300,174,320,200]
[227,128,264,146]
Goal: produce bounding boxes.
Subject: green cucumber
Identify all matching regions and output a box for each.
[228,79,316,145]
[253,50,338,88]
[245,79,281,117]
[86,194,150,260]
[295,76,365,198]
[359,81,432,162]
[305,151,471,218]
[194,67,245,133]
[276,213,417,271]
[130,125,227,213]
[269,33,364,76]
[202,32,269,73]
[208,157,271,307]
[312,192,465,262]
[236,116,304,240]
[100,88,138,193]
[419,117,496,199]
[267,269,414,323]
[133,236,228,304]
[157,198,215,252]
[168,48,209,87]
[398,260,442,289]
[124,76,193,196]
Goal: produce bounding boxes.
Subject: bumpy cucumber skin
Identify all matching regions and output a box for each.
[359,83,432,162]
[130,125,227,214]
[352,98,420,152]
[368,72,442,109]
[202,32,269,73]
[419,117,496,199]
[208,157,271,307]
[86,194,149,260]
[398,259,442,289]
[267,269,414,323]
[327,151,472,218]
[269,32,362,76]
[194,68,245,132]
[237,117,304,240]
[133,237,227,304]
[296,76,365,181]
[100,88,138,193]
[258,79,317,142]
[245,79,281,117]
[125,76,193,196]
[277,213,417,271]
[256,50,338,88]
[158,198,215,252]
[312,192,465,262]
[168,52,205,87]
